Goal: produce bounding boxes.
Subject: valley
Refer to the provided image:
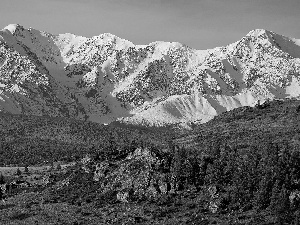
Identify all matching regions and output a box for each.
[0,23,300,224]
[0,98,300,224]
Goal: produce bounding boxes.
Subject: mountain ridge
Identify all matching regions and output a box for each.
[0,24,300,126]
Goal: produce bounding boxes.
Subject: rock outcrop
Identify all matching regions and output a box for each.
[53,148,174,203]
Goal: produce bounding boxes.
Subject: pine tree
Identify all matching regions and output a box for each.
[0,172,5,184]
[48,162,54,172]
[275,185,291,225]
[56,163,62,171]
[293,209,300,225]
[24,165,29,174]
[170,146,185,191]
[253,175,271,210]
[269,179,281,210]
[16,168,22,176]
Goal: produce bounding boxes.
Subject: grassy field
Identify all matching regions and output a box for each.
[0,163,74,176]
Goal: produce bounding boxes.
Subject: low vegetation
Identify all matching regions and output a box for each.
[0,112,173,166]
[0,99,300,224]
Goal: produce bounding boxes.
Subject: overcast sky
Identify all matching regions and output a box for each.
[0,0,299,49]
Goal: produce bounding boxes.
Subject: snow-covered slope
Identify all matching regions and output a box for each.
[0,24,300,126]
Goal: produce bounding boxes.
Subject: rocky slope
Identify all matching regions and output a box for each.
[0,24,300,126]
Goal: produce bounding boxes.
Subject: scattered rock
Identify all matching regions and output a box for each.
[93,161,110,182]
[81,155,93,173]
[117,191,129,203]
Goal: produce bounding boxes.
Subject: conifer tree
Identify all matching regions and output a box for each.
[16,168,22,176]
[48,162,54,172]
[56,163,62,171]
[269,179,281,210]
[293,210,300,225]
[275,185,291,225]
[24,165,29,174]
[170,145,185,191]
[253,175,271,210]
[0,172,5,184]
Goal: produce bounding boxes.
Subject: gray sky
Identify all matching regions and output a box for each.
[0,0,299,49]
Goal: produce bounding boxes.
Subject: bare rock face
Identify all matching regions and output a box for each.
[289,190,300,207]
[117,191,129,203]
[42,174,55,186]
[80,155,93,173]
[1,24,300,126]
[207,185,220,213]
[88,148,172,202]
[113,148,160,201]
[54,177,70,190]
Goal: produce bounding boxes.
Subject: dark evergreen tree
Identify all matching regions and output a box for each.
[269,179,282,210]
[275,185,291,225]
[253,174,272,210]
[170,145,186,191]
[294,210,300,225]
[0,172,5,184]
[16,168,22,176]
[56,163,62,171]
[24,165,29,174]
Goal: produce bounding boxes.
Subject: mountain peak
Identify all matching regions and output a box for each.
[100,32,116,38]
[3,24,25,35]
[0,24,300,127]
[244,28,300,58]
[245,28,273,38]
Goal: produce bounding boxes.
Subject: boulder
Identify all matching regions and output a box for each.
[207,185,221,213]
[289,190,300,207]
[117,191,129,203]
[81,154,93,173]
[54,177,70,190]
[93,161,110,181]
[95,147,169,202]
[42,174,55,186]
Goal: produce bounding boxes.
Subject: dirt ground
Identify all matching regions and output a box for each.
[0,162,75,176]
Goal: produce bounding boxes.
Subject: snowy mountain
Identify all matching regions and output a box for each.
[0,24,300,126]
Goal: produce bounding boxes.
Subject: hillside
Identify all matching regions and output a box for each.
[1,98,299,224]
[0,111,173,166]
[50,98,300,224]
[176,98,300,150]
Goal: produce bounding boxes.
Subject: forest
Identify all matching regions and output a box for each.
[0,112,172,166]
[0,99,300,224]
